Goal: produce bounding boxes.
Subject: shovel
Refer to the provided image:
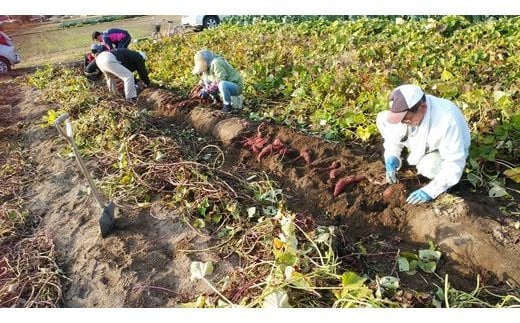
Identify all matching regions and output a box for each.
[55,113,116,238]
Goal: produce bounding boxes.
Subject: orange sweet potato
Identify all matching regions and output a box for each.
[329,168,341,180]
[333,175,366,197]
[318,160,341,173]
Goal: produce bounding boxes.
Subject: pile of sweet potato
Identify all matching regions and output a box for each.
[315,160,367,197]
[241,125,313,164]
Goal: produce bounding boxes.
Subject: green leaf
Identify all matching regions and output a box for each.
[193,218,205,228]
[285,267,314,290]
[44,109,59,125]
[336,271,374,304]
[441,70,454,81]
[262,290,291,308]
[418,249,441,262]
[258,189,283,203]
[408,260,419,273]
[341,271,367,288]
[198,198,210,217]
[504,167,520,183]
[275,252,298,266]
[247,206,257,217]
[262,206,278,216]
[356,125,376,141]
[208,212,222,224]
[120,173,133,185]
[356,244,367,255]
[489,186,508,198]
[379,276,400,291]
[314,226,332,244]
[417,260,437,273]
[190,261,214,281]
[466,172,483,187]
[398,257,410,272]
[400,251,419,260]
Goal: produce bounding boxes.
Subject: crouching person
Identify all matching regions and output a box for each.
[376,84,471,204]
[84,44,104,81]
[95,47,150,103]
[192,49,243,113]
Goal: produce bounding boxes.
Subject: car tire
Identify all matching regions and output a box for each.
[0,57,11,73]
[203,16,220,29]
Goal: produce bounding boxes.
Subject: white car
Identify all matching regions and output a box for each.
[0,31,20,73]
[181,15,227,30]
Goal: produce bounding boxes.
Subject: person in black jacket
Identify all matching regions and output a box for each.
[94,47,150,102]
[111,49,150,86]
[84,44,104,81]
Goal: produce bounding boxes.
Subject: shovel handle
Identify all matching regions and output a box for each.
[54,113,69,127]
[55,114,107,209]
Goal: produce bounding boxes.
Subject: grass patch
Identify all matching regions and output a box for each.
[10,15,180,69]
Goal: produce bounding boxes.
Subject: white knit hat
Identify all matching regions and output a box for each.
[192,51,208,75]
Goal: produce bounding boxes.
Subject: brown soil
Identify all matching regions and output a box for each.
[1,72,519,308]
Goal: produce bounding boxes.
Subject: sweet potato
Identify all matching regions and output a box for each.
[300,148,312,164]
[241,135,269,153]
[329,168,341,180]
[278,147,298,159]
[257,144,273,161]
[272,138,284,150]
[333,175,366,197]
[318,160,341,173]
[188,84,204,99]
[382,183,407,205]
[289,148,312,165]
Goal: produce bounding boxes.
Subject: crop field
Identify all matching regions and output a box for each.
[0,15,519,312]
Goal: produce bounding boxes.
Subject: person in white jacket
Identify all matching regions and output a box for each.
[376,84,471,204]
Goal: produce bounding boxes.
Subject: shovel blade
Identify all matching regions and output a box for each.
[99,201,116,238]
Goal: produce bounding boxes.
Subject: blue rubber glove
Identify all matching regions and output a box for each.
[385,156,400,184]
[406,189,432,205]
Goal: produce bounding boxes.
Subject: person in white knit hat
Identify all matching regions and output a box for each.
[376,84,471,204]
[192,49,244,113]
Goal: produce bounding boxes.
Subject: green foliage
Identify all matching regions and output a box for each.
[137,16,519,141]
[333,271,377,307]
[26,64,56,89]
[136,16,520,200]
[59,15,139,28]
[28,65,98,117]
[398,243,442,275]
[433,275,520,308]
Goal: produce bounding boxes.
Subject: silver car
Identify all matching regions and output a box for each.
[0,31,21,73]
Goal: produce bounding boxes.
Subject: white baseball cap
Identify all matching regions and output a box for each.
[387,84,425,124]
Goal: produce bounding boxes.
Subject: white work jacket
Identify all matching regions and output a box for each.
[376,95,471,198]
